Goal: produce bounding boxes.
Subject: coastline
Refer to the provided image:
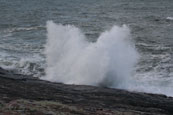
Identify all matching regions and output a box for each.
[0,67,173,115]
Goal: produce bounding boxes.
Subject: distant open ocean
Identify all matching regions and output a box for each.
[0,0,173,96]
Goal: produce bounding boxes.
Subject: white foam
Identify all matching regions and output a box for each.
[166,17,173,20]
[131,71,173,96]
[0,52,45,77]
[2,26,44,34]
[42,21,138,89]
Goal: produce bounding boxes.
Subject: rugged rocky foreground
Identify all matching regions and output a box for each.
[0,68,173,115]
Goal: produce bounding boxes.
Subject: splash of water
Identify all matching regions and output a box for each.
[42,21,138,89]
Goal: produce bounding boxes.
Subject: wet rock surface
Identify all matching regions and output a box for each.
[0,67,173,115]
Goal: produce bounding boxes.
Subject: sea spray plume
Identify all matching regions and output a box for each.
[42,21,138,89]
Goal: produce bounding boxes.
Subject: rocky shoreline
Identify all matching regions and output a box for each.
[0,67,173,115]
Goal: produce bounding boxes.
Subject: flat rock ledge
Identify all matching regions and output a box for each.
[0,67,173,115]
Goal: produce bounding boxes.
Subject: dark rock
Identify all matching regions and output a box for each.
[0,67,173,115]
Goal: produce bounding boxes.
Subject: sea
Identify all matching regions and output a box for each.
[0,0,173,96]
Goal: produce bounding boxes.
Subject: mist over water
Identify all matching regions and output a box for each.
[42,21,138,88]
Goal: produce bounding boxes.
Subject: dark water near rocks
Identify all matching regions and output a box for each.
[0,0,173,95]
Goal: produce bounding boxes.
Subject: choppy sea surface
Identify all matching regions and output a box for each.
[0,0,173,96]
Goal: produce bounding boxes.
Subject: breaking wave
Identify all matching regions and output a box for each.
[42,21,138,89]
[39,21,173,97]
